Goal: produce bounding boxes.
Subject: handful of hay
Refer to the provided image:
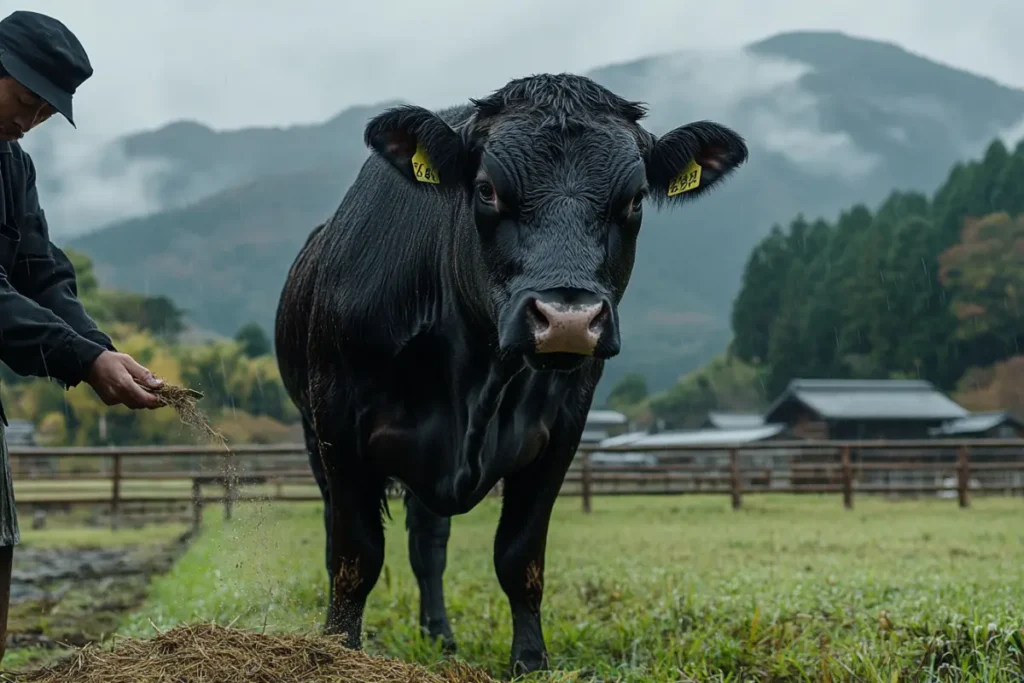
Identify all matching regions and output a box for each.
[148,382,225,445]
[10,623,497,683]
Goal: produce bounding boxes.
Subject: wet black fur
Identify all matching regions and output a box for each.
[275,72,747,676]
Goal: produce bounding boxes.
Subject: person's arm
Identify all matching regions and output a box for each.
[0,265,107,388]
[11,151,116,352]
[4,148,163,410]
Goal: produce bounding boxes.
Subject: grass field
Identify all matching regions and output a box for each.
[100,494,1024,681]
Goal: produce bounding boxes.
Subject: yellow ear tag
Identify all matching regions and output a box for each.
[411,144,440,184]
[666,158,702,197]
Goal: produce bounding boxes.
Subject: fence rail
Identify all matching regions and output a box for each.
[7,438,1024,528]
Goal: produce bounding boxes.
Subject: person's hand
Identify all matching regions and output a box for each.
[85,351,164,410]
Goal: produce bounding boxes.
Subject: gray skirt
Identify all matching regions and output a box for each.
[0,427,20,547]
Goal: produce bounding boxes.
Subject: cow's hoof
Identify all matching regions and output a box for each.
[439,634,458,655]
[509,650,549,678]
[324,623,361,650]
[421,624,457,655]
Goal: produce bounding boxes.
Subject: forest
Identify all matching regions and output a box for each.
[0,249,298,446]
[611,137,1024,427]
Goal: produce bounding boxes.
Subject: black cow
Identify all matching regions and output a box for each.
[274,73,747,675]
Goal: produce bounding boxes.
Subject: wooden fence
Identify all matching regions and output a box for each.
[7,438,1024,529]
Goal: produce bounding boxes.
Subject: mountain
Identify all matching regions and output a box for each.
[66,31,1024,401]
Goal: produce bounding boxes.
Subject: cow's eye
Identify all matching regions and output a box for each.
[630,191,645,214]
[477,182,496,205]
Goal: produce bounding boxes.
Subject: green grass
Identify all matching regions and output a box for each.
[104,495,1024,681]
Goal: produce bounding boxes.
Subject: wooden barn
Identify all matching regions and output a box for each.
[762,378,969,440]
[929,411,1024,439]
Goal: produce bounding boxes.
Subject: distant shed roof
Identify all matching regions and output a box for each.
[597,424,785,449]
[585,410,628,426]
[702,412,765,430]
[929,411,1024,436]
[764,379,969,423]
[3,419,35,446]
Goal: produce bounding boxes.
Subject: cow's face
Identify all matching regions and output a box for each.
[366,75,747,372]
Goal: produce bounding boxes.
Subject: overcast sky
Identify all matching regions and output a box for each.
[20,0,1024,142]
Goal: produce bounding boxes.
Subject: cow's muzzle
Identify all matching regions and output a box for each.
[500,288,620,365]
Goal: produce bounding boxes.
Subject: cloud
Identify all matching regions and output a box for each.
[606,48,881,181]
[996,116,1024,150]
[21,125,175,238]
[10,0,1022,236]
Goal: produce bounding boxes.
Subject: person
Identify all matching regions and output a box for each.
[0,9,165,663]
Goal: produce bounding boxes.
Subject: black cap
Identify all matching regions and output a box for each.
[0,10,92,127]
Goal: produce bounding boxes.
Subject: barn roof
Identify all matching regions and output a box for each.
[3,419,35,446]
[764,379,969,423]
[701,411,765,430]
[596,424,785,449]
[929,411,1024,436]
[585,410,628,426]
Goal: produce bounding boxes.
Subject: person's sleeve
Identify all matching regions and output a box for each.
[0,151,112,386]
[0,267,107,387]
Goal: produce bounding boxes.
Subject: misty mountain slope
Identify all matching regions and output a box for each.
[116,101,401,210]
[75,163,356,337]
[67,30,1024,399]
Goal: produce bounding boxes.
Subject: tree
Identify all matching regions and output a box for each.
[938,212,1024,366]
[648,355,767,428]
[235,322,272,358]
[730,223,792,364]
[606,372,648,410]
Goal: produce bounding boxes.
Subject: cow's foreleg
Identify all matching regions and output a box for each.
[492,445,574,676]
[404,491,456,653]
[322,465,386,650]
[311,371,388,650]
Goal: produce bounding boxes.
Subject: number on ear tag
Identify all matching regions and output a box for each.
[667,158,702,197]
[411,144,440,184]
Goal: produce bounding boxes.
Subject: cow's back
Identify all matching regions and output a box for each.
[275,104,475,413]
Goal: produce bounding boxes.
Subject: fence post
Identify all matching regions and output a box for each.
[581,450,592,514]
[730,448,742,510]
[191,478,203,532]
[957,445,971,509]
[841,446,853,510]
[110,452,122,531]
[220,452,237,521]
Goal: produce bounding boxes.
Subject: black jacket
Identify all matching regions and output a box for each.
[0,139,114,425]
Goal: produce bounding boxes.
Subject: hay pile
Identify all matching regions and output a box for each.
[13,623,498,683]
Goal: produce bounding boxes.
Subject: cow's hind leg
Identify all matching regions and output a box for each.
[404,491,456,653]
[493,443,575,677]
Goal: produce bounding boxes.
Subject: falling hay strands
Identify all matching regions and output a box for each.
[148,382,228,448]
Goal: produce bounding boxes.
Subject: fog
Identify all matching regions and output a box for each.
[13,0,1024,237]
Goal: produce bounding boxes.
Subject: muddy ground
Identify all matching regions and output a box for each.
[5,526,194,662]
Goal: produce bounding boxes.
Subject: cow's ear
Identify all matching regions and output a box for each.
[646,121,747,204]
[364,105,466,189]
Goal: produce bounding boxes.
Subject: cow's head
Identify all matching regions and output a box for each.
[365,74,747,372]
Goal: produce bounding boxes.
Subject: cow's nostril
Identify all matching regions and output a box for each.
[527,298,551,332]
[589,301,610,333]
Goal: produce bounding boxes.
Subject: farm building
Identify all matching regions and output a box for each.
[762,378,969,440]
[928,411,1024,439]
[700,412,765,430]
[580,409,630,444]
[583,424,792,494]
[4,419,36,447]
